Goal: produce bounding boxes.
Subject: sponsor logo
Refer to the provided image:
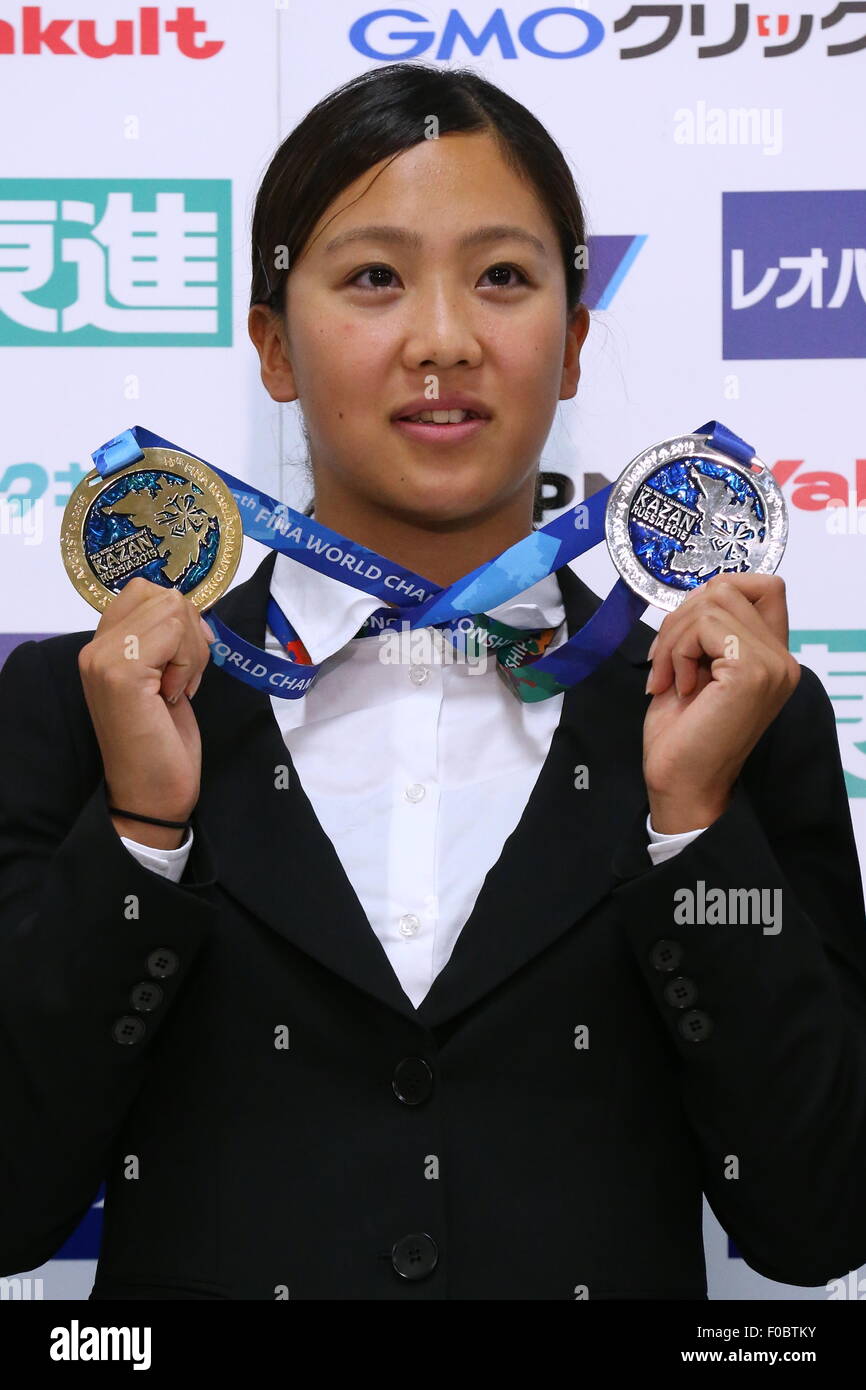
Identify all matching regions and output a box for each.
[350,8,605,61]
[723,191,866,360]
[0,5,223,58]
[0,180,232,345]
[789,632,866,797]
[770,457,866,513]
[349,7,866,62]
[584,234,646,310]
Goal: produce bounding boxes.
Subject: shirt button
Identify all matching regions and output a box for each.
[409,665,429,685]
[399,914,420,937]
[404,783,425,803]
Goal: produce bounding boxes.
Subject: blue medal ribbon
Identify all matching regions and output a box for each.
[91,421,752,702]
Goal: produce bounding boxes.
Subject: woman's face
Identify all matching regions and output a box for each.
[249,129,589,528]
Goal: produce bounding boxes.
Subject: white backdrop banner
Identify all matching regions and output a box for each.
[0,0,864,1301]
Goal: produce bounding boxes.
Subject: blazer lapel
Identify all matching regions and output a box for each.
[193,549,656,1028]
[193,550,417,1021]
[416,562,654,1027]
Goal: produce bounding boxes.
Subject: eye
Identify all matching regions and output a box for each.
[349,264,401,290]
[478,262,530,289]
[347,261,531,291]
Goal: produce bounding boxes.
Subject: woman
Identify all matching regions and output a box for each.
[2,62,866,1301]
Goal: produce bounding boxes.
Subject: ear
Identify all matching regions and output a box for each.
[560,304,590,402]
[248,304,298,404]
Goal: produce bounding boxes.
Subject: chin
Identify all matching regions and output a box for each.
[392,463,508,505]
[390,483,501,524]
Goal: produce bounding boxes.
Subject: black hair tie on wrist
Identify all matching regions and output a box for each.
[108,807,190,830]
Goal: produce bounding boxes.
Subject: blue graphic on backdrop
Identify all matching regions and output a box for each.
[349,8,605,62]
[723,191,866,360]
[583,235,646,310]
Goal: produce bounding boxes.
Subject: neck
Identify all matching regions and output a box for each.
[311,490,536,590]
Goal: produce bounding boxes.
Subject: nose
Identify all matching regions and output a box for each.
[401,279,483,372]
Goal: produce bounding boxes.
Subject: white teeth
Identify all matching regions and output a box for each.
[403,409,478,423]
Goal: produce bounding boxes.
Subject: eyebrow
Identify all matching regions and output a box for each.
[323,223,548,257]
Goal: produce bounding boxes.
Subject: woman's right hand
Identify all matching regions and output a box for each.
[77,578,216,849]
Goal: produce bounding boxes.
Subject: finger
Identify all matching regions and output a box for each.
[136,604,213,703]
[676,655,714,702]
[750,574,789,648]
[698,574,788,644]
[134,621,206,704]
[694,573,789,646]
[95,576,172,634]
[648,599,719,696]
[683,579,791,692]
[649,575,788,694]
[653,604,756,697]
[102,593,212,703]
[97,578,216,647]
[670,635,720,699]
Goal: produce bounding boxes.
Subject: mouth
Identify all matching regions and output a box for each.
[391,408,490,446]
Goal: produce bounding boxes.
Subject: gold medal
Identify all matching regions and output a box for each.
[60,445,242,612]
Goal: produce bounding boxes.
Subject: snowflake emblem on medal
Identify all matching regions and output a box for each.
[604,433,788,611]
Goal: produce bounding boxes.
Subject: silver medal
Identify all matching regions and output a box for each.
[604,432,788,611]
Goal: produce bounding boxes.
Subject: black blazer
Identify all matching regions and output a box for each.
[2,550,866,1300]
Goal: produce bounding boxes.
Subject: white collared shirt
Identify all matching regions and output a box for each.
[122,549,704,1008]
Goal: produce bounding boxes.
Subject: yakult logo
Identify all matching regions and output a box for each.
[0,6,223,57]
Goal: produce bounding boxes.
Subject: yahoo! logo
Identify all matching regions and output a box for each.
[350,8,604,61]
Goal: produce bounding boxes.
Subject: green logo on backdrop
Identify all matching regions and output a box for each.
[0,179,231,345]
[790,631,866,797]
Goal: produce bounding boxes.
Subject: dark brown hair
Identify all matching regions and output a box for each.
[250,61,590,519]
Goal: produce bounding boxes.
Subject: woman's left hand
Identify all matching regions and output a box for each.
[642,573,802,833]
